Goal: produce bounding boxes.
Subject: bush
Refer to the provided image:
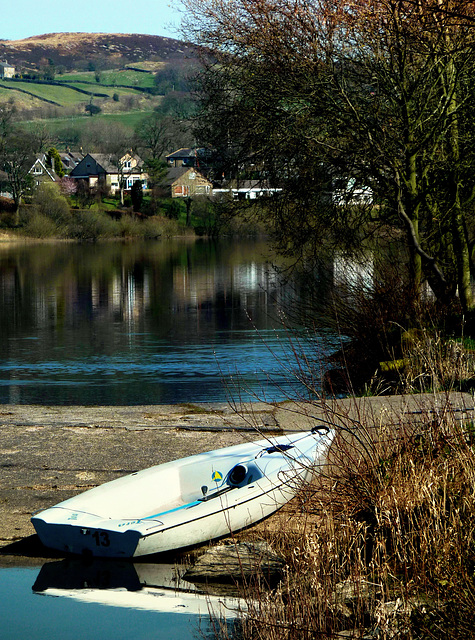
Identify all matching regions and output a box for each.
[142,216,164,239]
[165,199,183,220]
[130,181,143,212]
[85,103,102,116]
[118,214,143,238]
[21,213,58,238]
[69,209,118,241]
[142,215,183,239]
[227,400,475,640]
[33,183,72,227]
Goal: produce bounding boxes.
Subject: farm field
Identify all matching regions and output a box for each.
[58,69,158,89]
[0,80,92,106]
[0,85,45,109]
[67,83,146,97]
[19,109,155,140]
[0,33,194,150]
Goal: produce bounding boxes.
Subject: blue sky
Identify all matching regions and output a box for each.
[1,0,183,41]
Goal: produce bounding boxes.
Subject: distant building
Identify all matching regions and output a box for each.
[163,167,212,198]
[166,148,198,168]
[29,154,59,187]
[0,61,15,79]
[59,151,84,174]
[69,153,148,193]
[165,148,214,174]
[213,180,282,200]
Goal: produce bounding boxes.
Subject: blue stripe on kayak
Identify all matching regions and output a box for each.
[142,500,202,520]
[139,433,323,523]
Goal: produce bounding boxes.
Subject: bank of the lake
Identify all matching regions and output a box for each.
[0,392,472,552]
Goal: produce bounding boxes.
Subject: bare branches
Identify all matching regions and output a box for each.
[184,0,475,313]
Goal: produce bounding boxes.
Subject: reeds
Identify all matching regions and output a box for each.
[217,396,475,639]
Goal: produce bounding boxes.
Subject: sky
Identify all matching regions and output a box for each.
[1,0,183,41]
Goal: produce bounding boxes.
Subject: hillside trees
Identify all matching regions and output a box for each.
[135,112,177,160]
[47,147,65,178]
[183,0,475,320]
[0,130,44,220]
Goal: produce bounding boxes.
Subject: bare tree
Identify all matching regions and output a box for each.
[183,0,475,316]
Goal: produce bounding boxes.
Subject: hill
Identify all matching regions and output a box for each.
[0,32,199,149]
[0,32,197,71]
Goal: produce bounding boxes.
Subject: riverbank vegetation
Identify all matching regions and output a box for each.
[225,394,475,639]
[183,0,475,326]
[177,2,475,636]
[0,184,265,241]
[215,331,475,639]
[180,0,475,396]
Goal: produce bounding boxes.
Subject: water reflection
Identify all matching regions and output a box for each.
[0,558,241,640]
[0,239,338,405]
[33,557,243,617]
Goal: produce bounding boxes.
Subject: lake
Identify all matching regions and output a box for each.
[0,238,339,405]
[0,238,338,639]
[0,558,242,640]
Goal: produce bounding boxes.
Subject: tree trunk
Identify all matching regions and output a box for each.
[446,63,473,314]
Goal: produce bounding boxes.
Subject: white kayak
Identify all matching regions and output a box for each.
[32,428,333,558]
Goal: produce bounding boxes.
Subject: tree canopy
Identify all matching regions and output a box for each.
[183,0,475,319]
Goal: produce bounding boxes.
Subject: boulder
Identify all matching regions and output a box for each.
[184,540,285,584]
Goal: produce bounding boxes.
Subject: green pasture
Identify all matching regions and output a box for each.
[58,69,156,89]
[19,109,155,140]
[3,81,90,106]
[68,83,145,97]
[0,85,41,107]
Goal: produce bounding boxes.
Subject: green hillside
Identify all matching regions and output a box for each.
[20,110,156,142]
[0,33,197,151]
[58,68,158,89]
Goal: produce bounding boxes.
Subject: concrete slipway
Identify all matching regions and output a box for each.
[0,392,472,556]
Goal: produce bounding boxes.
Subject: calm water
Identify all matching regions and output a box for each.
[0,239,338,405]
[0,560,241,640]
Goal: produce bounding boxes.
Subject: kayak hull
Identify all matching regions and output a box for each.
[32,429,333,557]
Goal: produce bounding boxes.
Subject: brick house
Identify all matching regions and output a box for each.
[164,167,212,198]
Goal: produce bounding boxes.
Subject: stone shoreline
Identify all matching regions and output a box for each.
[1,393,472,561]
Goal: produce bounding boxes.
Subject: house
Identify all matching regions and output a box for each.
[163,167,212,198]
[59,151,84,174]
[0,61,15,79]
[213,180,282,200]
[69,153,148,194]
[331,177,373,206]
[165,148,214,173]
[166,148,198,168]
[28,154,59,187]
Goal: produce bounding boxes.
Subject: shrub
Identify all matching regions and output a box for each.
[33,183,72,227]
[21,213,58,238]
[85,103,102,116]
[142,218,161,239]
[130,180,143,212]
[227,404,475,639]
[69,209,118,241]
[118,214,143,238]
[166,199,183,220]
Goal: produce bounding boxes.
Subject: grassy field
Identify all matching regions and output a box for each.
[0,67,158,112]
[68,83,145,97]
[19,109,156,139]
[0,85,44,108]
[0,81,92,106]
[57,69,157,89]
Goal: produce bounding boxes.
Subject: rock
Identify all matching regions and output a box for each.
[184,541,285,584]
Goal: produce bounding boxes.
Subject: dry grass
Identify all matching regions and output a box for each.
[220,400,475,639]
